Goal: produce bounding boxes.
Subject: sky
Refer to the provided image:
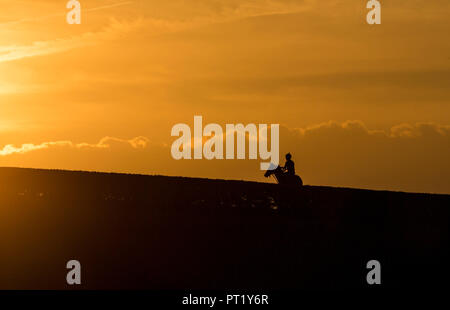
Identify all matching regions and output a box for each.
[0,0,449,194]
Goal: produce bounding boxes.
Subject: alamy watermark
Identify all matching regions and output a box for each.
[66,259,81,285]
[366,0,381,25]
[366,260,381,285]
[171,116,279,170]
[66,0,81,24]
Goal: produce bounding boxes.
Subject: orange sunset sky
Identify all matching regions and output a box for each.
[0,0,449,193]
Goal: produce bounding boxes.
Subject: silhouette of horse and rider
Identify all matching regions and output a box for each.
[264,153,303,187]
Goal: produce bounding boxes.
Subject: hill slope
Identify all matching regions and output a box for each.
[0,167,448,289]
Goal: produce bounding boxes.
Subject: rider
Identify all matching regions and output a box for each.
[282,153,295,176]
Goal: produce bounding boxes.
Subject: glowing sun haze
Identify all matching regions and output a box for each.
[0,0,449,193]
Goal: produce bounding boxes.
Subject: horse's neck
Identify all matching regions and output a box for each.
[273,171,283,182]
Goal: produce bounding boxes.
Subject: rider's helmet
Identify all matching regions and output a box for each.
[285,153,292,160]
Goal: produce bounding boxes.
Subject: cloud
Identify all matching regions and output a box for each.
[389,122,450,138]
[289,120,450,138]
[0,1,135,26]
[0,18,142,63]
[140,0,312,21]
[0,136,149,156]
[84,1,135,13]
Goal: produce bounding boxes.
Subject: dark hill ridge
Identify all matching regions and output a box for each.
[0,167,448,289]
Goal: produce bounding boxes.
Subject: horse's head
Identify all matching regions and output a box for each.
[264,165,281,178]
[264,169,273,177]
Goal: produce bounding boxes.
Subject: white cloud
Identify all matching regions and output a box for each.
[0,136,149,156]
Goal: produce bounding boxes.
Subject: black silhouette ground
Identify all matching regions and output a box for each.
[0,167,448,290]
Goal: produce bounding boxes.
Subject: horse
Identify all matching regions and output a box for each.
[264,165,303,187]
